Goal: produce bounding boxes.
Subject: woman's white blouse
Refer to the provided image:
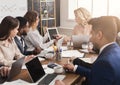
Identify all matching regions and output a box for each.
[24,29,54,51]
[0,39,23,66]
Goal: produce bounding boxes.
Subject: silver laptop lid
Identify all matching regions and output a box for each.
[7,57,25,81]
[72,35,89,48]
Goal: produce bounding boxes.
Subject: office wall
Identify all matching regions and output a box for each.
[60,0,75,29]
[0,0,74,29]
[0,0,27,22]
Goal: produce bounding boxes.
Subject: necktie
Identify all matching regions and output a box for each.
[20,37,25,51]
[20,37,24,46]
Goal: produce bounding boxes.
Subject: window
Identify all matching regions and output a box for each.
[68,0,120,20]
[68,0,77,19]
[109,0,120,17]
[92,0,108,17]
[77,0,92,14]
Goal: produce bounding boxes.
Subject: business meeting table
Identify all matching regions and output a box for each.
[11,51,98,85]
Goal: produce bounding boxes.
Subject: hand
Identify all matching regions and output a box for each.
[55,34,62,40]
[33,47,41,55]
[55,80,65,85]
[52,34,62,40]
[63,63,75,71]
[24,55,34,63]
[0,66,10,77]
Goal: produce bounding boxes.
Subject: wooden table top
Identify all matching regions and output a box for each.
[11,52,98,85]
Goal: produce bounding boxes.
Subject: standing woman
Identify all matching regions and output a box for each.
[73,7,92,36]
[0,16,23,66]
[24,11,57,51]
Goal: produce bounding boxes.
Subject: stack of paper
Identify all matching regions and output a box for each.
[79,57,97,64]
[61,50,84,58]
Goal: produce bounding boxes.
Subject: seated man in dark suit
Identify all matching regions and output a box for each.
[55,16,120,85]
[15,17,41,55]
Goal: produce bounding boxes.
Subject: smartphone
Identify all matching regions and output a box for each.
[47,63,58,68]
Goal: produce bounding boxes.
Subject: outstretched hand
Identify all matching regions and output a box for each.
[33,47,41,55]
[63,62,75,72]
[24,55,34,63]
[52,34,62,40]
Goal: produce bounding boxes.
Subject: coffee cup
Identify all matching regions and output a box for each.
[54,66,63,74]
[45,53,54,59]
[81,42,88,49]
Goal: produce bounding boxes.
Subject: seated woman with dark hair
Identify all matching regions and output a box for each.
[0,16,33,66]
[24,11,62,51]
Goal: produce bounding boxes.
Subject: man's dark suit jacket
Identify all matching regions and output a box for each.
[75,43,120,85]
[14,36,33,55]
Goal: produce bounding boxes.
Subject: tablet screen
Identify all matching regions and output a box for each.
[47,28,58,40]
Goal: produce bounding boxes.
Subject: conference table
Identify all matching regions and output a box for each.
[11,51,98,85]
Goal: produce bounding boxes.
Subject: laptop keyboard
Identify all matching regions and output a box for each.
[38,74,57,85]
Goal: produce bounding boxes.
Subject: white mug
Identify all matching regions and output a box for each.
[54,66,64,74]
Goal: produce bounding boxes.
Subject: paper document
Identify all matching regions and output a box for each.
[42,65,54,74]
[38,57,45,61]
[79,57,97,64]
[22,65,26,69]
[44,46,54,52]
[79,49,89,53]
[37,50,48,56]
[62,50,84,58]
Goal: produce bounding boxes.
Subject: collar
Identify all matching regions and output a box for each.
[99,42,115,54]
[16,35,21,41]
[0,38,14,47]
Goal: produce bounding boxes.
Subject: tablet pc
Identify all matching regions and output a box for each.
[47,28,59,40]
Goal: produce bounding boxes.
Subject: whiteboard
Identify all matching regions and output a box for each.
[0,0,27,22]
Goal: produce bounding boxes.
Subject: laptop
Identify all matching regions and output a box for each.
[72,35,89,48]
[47,28,59,40]
[25,57,65,85]
[0,57,25,84]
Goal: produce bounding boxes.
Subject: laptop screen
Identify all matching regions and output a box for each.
[25,57,45,82]
[47,28,58,40]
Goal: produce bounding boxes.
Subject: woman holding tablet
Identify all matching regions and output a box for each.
[24,11,61,51]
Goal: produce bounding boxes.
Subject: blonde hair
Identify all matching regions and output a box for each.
[74,7,92,25]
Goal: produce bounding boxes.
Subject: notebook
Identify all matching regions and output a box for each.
[72,35,89,48]
[47,28,59,40]
[25,57,65,85]
[0,57,25,84]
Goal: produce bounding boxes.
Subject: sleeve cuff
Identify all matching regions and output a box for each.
[73,65,78,72]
